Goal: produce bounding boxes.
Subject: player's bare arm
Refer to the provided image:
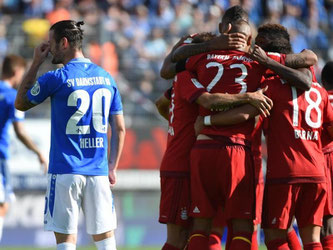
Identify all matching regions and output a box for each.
[13,121,48,173]
[285,49,318,68]
[194,87,273,136]
[160,35,191,79]
[194,103,260,136]
[108,114,126,187]
[250,45,312,91]
[15,42,50,111]
[171,32,247,63]
[155,95,170,120]
[196,87,272,115]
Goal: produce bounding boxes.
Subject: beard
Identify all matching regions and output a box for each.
[51,53,63,64]
[51,44,64,64]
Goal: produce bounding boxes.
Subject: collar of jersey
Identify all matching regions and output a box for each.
[68,57,92,64]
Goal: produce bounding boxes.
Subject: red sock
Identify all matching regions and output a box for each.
[187,231,209,250]
[162,243,181,250]
[303,242,322,250]
[266,238,290,250]
[209,232,222,250]
[251,230,258,250]
[322,235,333,250]
[229,231,252,250]
[225,223,233,250]
[287,230,302,250]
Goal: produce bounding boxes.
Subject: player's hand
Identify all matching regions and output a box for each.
[248,86,273,117]
[32,42,50,66]
[108,169,117,188]
[194,116,205,136]
[37,153,48,174]
[211,33,247,50]
[171,34,193,52]
[250,45,269,65]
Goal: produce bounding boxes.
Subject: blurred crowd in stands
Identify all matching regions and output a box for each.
[0,0,332,122]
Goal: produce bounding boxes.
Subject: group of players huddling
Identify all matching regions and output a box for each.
[156,5,333,250]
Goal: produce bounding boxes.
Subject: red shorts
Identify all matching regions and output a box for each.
[262,183,327,229]
[159,173,192,227]
[254,169,264,225]
[324,152,333,216]
[190,140,255,221]
[211,168,263,227]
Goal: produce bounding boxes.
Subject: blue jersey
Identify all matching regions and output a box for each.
[27,58,123,175]
[0,81,24,159]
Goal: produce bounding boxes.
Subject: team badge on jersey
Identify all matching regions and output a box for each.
[180,207,188,220]
[30,81,40,96]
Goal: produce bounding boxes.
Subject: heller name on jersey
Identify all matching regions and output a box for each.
[80,137,104,149]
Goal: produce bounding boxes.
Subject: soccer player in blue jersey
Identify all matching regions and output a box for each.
[15,20,125,250]
[0,54,47,242]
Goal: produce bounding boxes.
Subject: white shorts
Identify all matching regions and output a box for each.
[44,174,116,235]
[0,159,15,203]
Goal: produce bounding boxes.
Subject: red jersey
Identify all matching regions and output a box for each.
[160,71,205,173]
[322,89,333,153]
[262,76,333,184]
[185,50,284,141]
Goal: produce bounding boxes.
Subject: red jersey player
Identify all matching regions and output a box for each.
[187,22,316,250]
[185,21,317,250]
[184,20,269,250]
[165,9,316,250]
[157,30,271,249]
[320,61,333,249]
[260,76,332,250]
[253,28,333,250]
[196,24,327,250]
[156,32,273,250]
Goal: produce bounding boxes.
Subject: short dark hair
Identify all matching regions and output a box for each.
[229,19,251,35]
[50,20,84,49]
[222,5,249,25]
[256,24,292,54]
[321,61,333,88]
[2,54,26,79]
[192,32,216,44]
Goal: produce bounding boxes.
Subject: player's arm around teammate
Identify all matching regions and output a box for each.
[170,30,247,64]
[194,87,271,136]
[160,33,247,80]
[250,45,312,91]
[284,49,318,69]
